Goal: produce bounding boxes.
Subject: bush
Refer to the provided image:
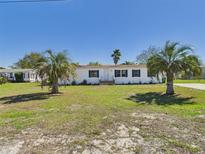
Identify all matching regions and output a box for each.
[162,77,166,83]
[81,80,87,85]
[15,73,24,82]
[0,76,7,85]
[71,81,77,85]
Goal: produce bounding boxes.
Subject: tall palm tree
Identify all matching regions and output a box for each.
[37,50,76,94]
[111,49,122,65]
[147,41,201,95]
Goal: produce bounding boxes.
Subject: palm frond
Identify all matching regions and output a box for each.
[147,41,201,78]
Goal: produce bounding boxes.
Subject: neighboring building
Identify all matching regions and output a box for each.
[175,66,205,79]
[64,64,162,85]
[0,69,39,82]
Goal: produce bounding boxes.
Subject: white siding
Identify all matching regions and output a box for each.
[74,68,102,84]
[113,67,161,84]
[65,66,162,85]
[23,71,38,82]
[0,70,39,82]
[0,66,162,84]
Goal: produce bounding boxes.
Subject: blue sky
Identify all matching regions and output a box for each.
[0,0,205,67]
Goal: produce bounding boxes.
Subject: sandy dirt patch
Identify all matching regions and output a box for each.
[0,112,204,154]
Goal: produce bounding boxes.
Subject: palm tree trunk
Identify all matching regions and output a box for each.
[166,73,174,95]
[51,82,59,94]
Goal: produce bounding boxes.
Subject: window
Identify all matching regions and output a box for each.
[115,70,128,77]
[122,70,128,77]
[89,70,99,78]
[115,70,121,77]
[132,70,141,77]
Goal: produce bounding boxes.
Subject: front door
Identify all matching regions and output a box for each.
[103,69,110,81]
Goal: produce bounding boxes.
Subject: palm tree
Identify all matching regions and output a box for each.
[37,50,76,94]
[147,41,201,95]
[111,49,121,65]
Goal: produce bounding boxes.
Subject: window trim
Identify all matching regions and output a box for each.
[89,70,99,78]
[115,70,128,78]
[132,69,141,77]
[115,70,121,77]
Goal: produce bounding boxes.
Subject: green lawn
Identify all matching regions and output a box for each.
[0,83,205,130]
[0,83,205,153]
[174,79,205,84]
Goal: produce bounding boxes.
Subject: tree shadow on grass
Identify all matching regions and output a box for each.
[0,92,55,104]
[127,92,195,105]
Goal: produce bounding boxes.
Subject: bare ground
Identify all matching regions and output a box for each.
[0,111,205,154]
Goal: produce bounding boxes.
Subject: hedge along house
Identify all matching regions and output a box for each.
[0,69,39,82]
[64,64,162,85]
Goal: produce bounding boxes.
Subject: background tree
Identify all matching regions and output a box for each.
[136,46,159,64]
[111,49,121,65]
[147,41,201,95]
[71,62,80,67]
[0,67,4,69]
[13,52,46,69]
[122,61,135,65]
[37,50,76,94]
[88,61,101,66]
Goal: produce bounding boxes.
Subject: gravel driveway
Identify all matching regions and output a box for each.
[175,83,205,90]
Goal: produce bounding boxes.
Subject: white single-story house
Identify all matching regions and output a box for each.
[0,69,39,82]
[1,64,204,84]
[0,65,162,84]
[64,64,162,85]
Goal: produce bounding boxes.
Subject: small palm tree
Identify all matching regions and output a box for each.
[111,49,121,65]
[147,41,201,95]
[37,50,76,94]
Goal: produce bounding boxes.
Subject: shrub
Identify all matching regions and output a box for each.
[79,80,88,85]
[71,81,77,85]
[15,73,24,82]
[0,76,7,85]
[82,80,87,85]
[162,77,166,83]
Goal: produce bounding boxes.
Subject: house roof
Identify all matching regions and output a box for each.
[0,64,147,73]
[0,69,34,73]
[77,64,147,69]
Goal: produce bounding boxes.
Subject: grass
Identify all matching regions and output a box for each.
[0,83,204,132]
[174,79,205,84]
[0,83,205,152]
[167,139,200,153]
